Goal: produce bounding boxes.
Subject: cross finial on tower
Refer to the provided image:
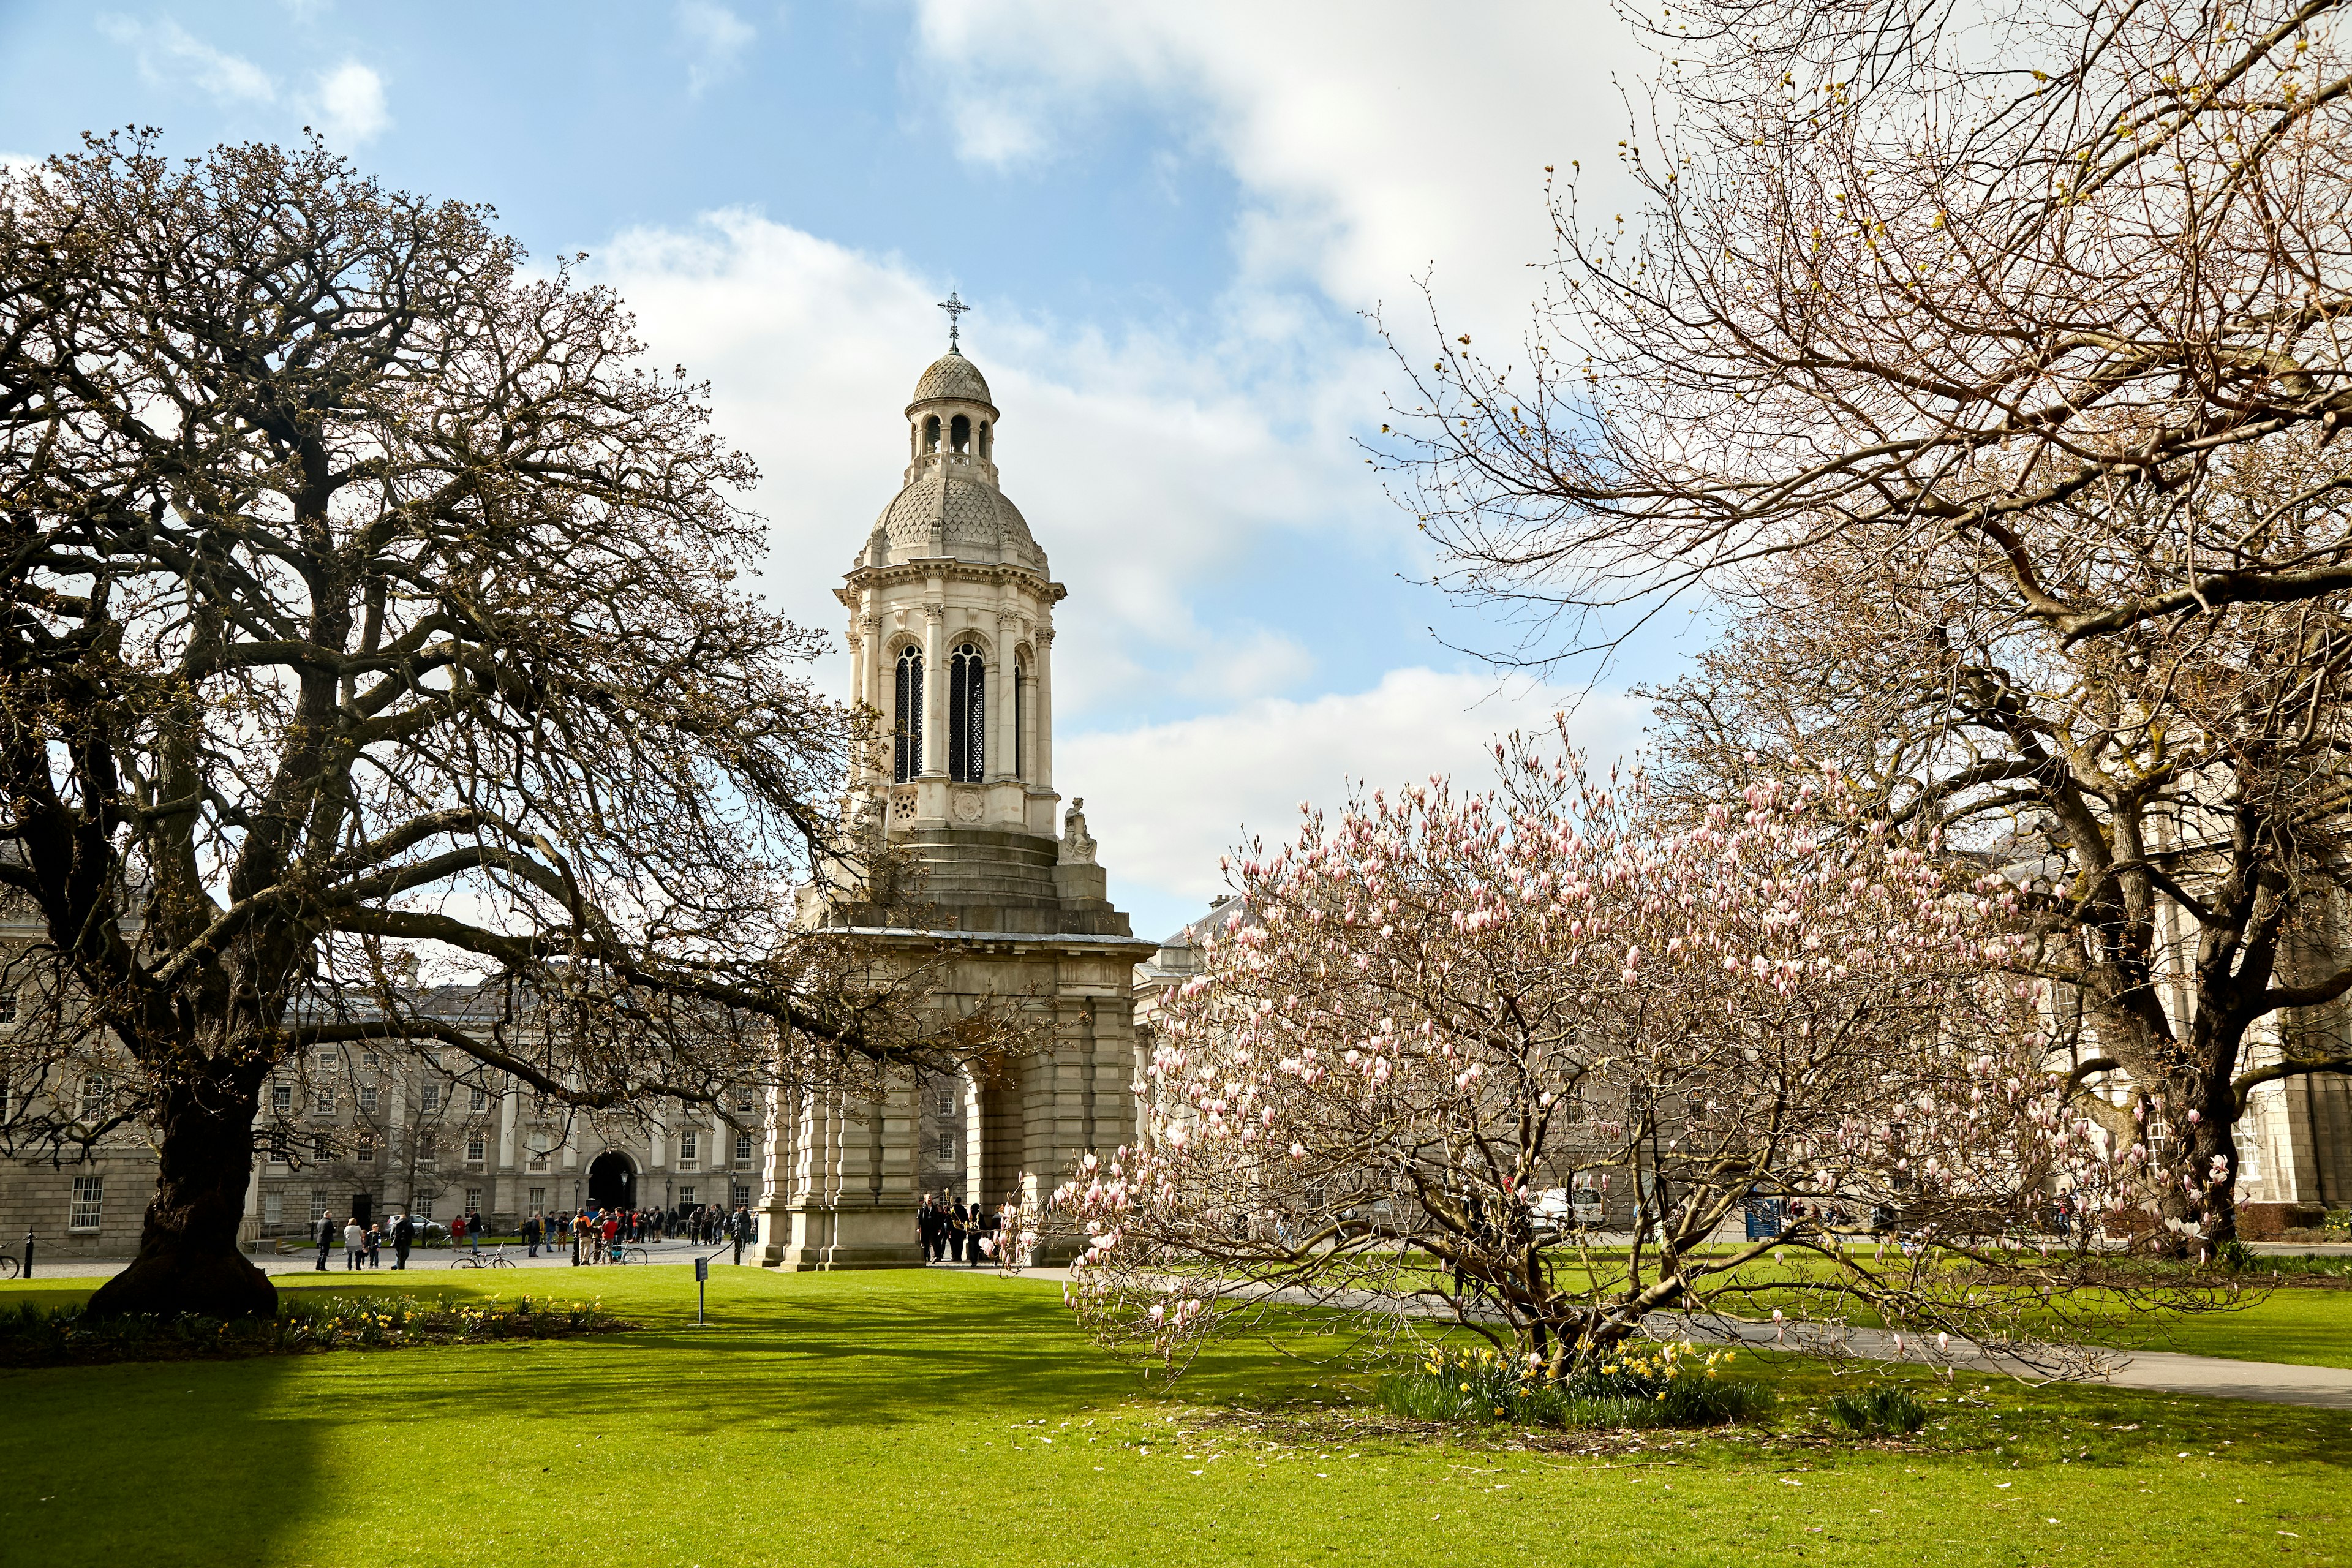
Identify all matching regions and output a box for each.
[937,290,970,350]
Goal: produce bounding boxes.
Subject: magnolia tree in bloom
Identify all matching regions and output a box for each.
[1054,729,2222,1375]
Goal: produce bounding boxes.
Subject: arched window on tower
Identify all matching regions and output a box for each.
[978,421,992,460]
[950,413,971,454]
[948,642,985,783]
[922,415,941,454]
[894,646,924,782]
[1012,659,1026,780]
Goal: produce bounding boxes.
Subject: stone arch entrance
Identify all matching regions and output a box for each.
[587,1150,636,1210]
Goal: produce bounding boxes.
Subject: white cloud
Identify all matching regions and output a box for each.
[312,61,391,145]
[677,1,757,95]
[905,2,1651,342]
[99,16,276,103]
[1062,668,1650,938]
[587,208,1388,720]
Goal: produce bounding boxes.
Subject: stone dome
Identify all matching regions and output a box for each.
[862,470,1047,573]
[909,350,993,409]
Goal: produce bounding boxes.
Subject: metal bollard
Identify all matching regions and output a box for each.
[22,1228,32,1278]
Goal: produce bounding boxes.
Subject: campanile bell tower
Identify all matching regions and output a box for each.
[756,310,1152,1270]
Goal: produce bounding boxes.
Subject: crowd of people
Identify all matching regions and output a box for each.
[311,1208,444,1271]
[304,1201,753,1269]
[915,1190,1005,1267]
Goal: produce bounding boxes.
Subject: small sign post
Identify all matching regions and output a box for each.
[695,1253,709,1325]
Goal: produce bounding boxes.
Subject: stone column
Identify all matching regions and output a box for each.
[1035,625,1055,793]
[992,609,1019,781]
[497,1080,519,1167]
[920,601,946,777]
[755,1079,799,1265]
[859,611,884,783]
[772,1079,922,1270]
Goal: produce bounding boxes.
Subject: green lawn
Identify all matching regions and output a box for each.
[0,1266,2343,1567]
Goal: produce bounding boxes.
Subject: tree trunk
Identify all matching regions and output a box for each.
[85,1068,275,1320]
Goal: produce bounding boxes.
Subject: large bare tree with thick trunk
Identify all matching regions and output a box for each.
[1381,0,2352,1250]
[0,135,974,1318]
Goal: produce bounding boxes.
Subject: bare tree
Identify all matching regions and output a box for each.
[0,135,983,1317]
[1056,731,2214,1377]
[1381,0,2352,1246]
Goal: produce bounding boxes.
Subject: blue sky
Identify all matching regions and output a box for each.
[0,1,1689,940]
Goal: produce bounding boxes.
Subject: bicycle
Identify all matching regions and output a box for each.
[603,1244,650,1265]
[0,1253,17,1279]
[450,1245,518,1269]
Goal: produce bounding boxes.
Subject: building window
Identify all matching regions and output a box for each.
[527,1139,549,1172]
[894,646,924,782]
[421,1084,440,1112]
[527,1186,547,1213]
[360,1086,378,1115]
[361,1051,379,1069]
[417,1133,436,1164]
[313,1087,334,1114]
[312,1133,331,1161]
[268,1133,290,1167]
[731,1182,751,1208]
[356,1134,375,1164]
[948,642,984,782]
[263,1189,284,1226]
[734,1133,755,1164]
[734,1088,756,1113]
[937,1131,954,1162]
[679,1131,699,1167]
[469,1087,488,1112]
[0,987,18,1024]
[678,1186,696,1207]
[935,1088,954,1117]
[1013,661,1025,780]
[466,1134,486,1163]
[412,1197,433,1222]
[79,1075,110,1122]
[464,1187,483,1213]
[311,1189,330,1222]
[69,1175,102,1231]
[949,412,971,453]
[922,413,940,453]
[271,1083,292,1114]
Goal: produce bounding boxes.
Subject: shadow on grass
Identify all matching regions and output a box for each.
[0,1338,315,1563]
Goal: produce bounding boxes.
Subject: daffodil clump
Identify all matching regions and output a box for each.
[1374,1339,1773,1430]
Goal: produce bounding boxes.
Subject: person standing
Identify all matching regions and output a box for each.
[364,1220,382,1270]
[522,1212,541,1258]
[393,1212,415,1270]
[949,1199,970,1264]
[342,1216,365,1271]
[467,1207,484,1254]
[314,1211,335,1272]
[450,1213,467,1254]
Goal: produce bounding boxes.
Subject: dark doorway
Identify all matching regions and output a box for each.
[350,1192,374,1226]
[587,1151,636,1210]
